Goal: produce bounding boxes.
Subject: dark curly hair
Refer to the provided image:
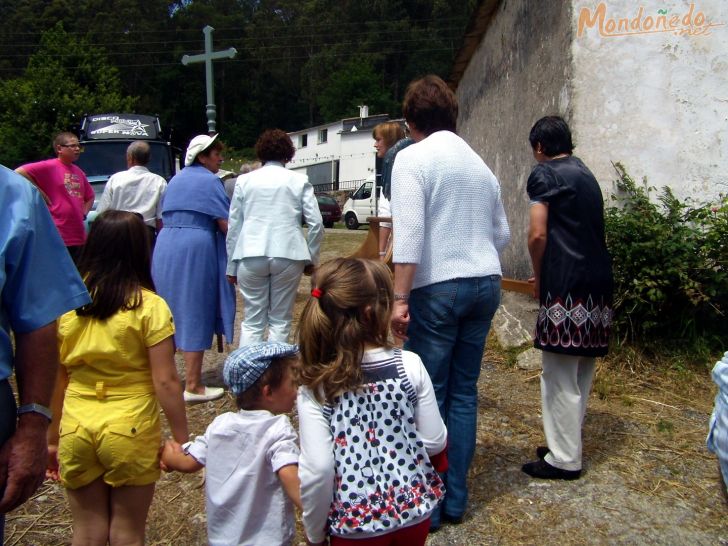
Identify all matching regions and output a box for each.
[255,129,295,164]
[402,74,458,136]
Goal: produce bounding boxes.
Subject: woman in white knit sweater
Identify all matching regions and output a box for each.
[390,74,510,530]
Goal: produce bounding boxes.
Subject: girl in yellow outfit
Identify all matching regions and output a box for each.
[47,210,189,546]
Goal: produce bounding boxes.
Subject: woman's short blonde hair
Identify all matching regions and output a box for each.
[372,122,405,150]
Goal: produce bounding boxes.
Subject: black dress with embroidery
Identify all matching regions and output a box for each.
[526,156,613,357]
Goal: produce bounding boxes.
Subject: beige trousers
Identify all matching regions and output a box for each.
[541,352,596,471]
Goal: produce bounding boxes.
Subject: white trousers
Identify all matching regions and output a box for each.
[541,352,596,471]
[237,257,305,347]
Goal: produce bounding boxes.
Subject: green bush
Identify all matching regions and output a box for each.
[604,163,728,350]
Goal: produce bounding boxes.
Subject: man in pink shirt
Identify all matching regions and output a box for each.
[16,132,95,262]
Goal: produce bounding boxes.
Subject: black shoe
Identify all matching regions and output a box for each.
[536,446,550,460]
[522,459,581,480]
[442,513,463,525]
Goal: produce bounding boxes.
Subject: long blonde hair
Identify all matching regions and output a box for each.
[297,258,393,402]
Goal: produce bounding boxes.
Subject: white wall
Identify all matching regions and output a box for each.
[288,123,376,184]
[571,0,728,202]
[289,122,342,169]
[340,131,376,183]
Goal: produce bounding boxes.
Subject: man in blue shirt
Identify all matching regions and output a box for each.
[0,165,90,537]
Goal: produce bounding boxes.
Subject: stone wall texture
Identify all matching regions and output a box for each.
[456,0,573,279]
[571,0,728,203]
[455,0,727,279]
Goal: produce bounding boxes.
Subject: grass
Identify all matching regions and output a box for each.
[7,229,725,545]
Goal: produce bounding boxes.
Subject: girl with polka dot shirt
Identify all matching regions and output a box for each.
[297,258,448,546]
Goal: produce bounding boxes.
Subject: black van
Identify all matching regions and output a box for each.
[75,113,179,223]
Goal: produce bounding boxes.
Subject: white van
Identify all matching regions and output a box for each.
[342,176,384,230]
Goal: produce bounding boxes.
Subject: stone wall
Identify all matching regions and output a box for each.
[456,0,574,279]
[456,0,727,279]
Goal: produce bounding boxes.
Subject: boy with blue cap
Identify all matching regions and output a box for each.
[162,342,301,545]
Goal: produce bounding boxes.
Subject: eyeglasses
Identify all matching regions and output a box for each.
[59,143,82,149]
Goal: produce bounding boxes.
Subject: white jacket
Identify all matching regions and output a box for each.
[226,162,323,275]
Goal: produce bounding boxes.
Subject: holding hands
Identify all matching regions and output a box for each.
[159,439,203,473]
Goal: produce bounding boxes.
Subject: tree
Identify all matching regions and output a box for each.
[316,57,397,121]
[0,1,478,156]
[0,23,136,166]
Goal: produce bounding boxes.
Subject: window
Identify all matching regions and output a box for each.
[299,134,307,148]
[352,182,372,200]
[318,128,328,144]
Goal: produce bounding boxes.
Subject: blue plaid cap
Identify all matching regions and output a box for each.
[223,342,299,395]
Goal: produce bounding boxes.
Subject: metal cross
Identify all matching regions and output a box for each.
[181,25,237,134]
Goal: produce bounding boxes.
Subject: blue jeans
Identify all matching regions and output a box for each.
[405,275,501,520]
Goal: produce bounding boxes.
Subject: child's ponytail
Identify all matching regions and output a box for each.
[297,258,393,402]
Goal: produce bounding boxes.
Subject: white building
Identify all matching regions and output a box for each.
[287,106,391,192]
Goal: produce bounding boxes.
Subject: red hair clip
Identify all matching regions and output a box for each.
[311,288,323,299]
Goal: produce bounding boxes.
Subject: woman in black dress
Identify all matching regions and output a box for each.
[522,116,613,480]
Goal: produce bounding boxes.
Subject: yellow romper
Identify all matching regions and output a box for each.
[57,289,175,489]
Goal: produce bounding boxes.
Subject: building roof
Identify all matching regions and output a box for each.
[341,113,389,133]
[288,113,391,137]
[448,0,502,91]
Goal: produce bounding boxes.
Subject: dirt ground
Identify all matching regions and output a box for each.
[6,227,728,545]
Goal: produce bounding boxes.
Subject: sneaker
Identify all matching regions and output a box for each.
[536,446,550,460]
[183,386,224,403]
[522,459,581,480]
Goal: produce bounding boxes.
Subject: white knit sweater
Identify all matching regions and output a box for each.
[391,130,510,289]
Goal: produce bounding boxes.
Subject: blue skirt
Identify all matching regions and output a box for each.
[152,210,235,351]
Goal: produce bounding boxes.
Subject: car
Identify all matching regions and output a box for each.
[316,193,342,228]
[341,175,386,230]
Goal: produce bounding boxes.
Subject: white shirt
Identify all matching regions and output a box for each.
[378,194,392,229]
[226,162,323,275]
[186,410,300,546]
[298,348,447,543]
[391,131,510,289]
[97,165,167,227]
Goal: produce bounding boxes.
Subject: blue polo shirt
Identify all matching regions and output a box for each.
[0,165,90,380]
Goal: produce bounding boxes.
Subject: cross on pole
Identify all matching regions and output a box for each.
[181,25,237,134]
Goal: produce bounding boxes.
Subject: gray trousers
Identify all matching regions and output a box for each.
[541,352,595,471]
[237,257,305,347]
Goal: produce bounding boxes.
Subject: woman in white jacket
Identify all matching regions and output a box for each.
[226,129,323,347]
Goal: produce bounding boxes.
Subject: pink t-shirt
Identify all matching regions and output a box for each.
[21,159,94,246]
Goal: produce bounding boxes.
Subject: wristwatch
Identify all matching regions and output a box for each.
[393,293,410,302]
[17,403,53,421]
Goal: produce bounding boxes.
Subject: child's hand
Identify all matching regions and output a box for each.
[160,439,183,472]
[46,445,60,481]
